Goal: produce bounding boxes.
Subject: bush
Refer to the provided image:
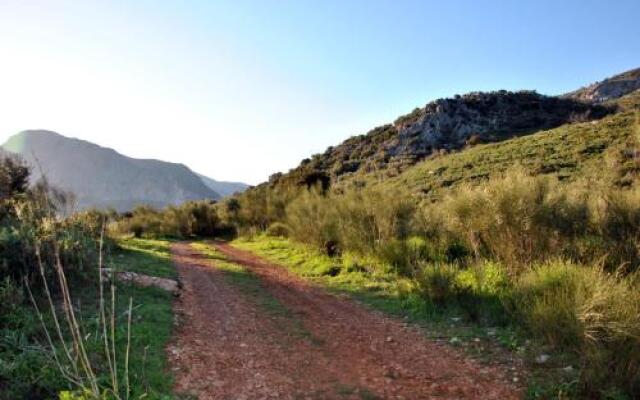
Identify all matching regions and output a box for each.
[0,277,64,399]
[509,261,587,349]
[440,170,591,270]
[377,236,449,276]
[510,261,640,395]
[266,222,290,238]
[285,186,415,258]
[455,261,510,324]
[415,263,460,304]
[590,187,640,270]
[112,200,223,239]
[0,276,23,317]
[286,189,339,253]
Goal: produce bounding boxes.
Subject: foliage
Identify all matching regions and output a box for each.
[0,156,175,399]
[265,222,290,238]
[509,261,640,395]
[112,200,223,239]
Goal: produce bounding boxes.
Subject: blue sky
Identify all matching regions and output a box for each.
[0,0,638,184]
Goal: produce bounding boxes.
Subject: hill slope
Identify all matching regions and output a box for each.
[262,67,638,192]
[2,130,222,211]
[197,174,249,197]
[268,91,611,191]
[383,90,640,198]
[565,67,640,103]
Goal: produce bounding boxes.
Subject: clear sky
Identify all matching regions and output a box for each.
[0,0,638,184]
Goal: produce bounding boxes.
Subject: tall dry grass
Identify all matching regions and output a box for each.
[27,232,135,399]
[509,261,640,395]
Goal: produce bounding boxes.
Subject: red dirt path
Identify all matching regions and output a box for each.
[167,241,522,399]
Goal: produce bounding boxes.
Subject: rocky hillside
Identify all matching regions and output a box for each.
[2,130,223,211]
[388,90,640,198]
[268,89,612,190]
[565,67,640,103]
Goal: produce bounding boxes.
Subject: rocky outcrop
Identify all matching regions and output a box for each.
[564,67,640,103]
[388,90,608,158]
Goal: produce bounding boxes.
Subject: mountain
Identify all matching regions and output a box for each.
[266,90,612,191]
[2,130,222,211]
[197,174,249,197]
[564,67,640,103]
[248,67,639,195]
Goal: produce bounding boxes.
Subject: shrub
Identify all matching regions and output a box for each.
[377,236,449,276]
[440,169,592,270]
[578,269,640,395]
[0,276,23,316]
[266,222,290,238]
[509,261,586,349]
[285,185,415,258]
[286,189,339,253]
[0,155,29,201]
[510,261,640,396]
[112,200,223,239]
[590,187,640,270]
[335,186,415,254]
[415,263,460,304]
[455,261,510,325]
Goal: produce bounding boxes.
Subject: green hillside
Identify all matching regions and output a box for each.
[372,91,640,198]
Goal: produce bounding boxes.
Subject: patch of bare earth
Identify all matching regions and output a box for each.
[167,242,522,399]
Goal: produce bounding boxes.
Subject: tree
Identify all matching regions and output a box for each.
[0,156,30,200]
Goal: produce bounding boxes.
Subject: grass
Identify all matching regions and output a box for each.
[231,235,521,343]
[0,238,177,399]
[104,237,176,399]
[115,237,177,280]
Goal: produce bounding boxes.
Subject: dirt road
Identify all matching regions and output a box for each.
[167,242,521,399]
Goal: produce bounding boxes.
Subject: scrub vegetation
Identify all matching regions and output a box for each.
[218,96,640,398]
[0,156,176,399]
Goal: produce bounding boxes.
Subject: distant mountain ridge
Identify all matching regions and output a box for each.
[197,174,249,197]
[1,130,246,211]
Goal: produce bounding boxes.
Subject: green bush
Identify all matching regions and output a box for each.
[454,261,511,324]
[376,236,449,276]
[285,186,415,258]
[0,277,23,318]
[265,222,290,238]
[440,170,590,270]
[286,189,339,253]
[415,263,460,305]
[590,187,640,270]
[0,278,65,400]
[112,200,223,239]
[509,261,587,349]
[510,261,640,395]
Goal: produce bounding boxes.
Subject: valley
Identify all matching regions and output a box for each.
[2,65,640,400]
